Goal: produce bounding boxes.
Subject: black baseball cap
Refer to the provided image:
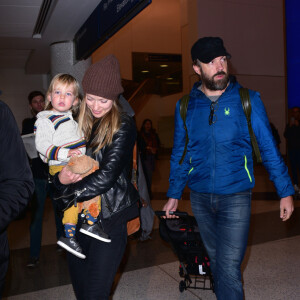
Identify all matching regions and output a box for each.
[191,37,231,63]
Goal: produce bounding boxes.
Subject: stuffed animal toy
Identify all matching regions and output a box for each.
[67,155,100,222]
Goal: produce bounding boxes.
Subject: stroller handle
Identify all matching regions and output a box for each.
[155,210,189,217]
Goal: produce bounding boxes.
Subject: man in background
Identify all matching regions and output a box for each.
[284,106,300,194]
[0,100,34,296]
[22,91,63,268]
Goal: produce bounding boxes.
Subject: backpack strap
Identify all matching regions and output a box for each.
[239,88,262,164]
[179,95,190,164]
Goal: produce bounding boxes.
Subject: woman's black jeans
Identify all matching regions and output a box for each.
[67,220,127,300]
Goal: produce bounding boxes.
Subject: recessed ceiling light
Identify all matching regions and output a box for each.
[160,64,168,68]
[141,70,149,73]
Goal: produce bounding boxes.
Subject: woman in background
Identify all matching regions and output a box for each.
[138,119,160,196]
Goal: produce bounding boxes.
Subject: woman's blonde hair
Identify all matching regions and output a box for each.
[45,73,80,111]
[78,96,121,153]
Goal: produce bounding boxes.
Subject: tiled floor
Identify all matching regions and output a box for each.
[3,155,300,300]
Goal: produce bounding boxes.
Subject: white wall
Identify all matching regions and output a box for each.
[0,69,47,131]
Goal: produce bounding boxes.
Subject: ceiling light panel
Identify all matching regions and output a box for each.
[0,1,43,38]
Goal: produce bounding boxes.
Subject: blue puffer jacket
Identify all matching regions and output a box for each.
[167,79,294,199]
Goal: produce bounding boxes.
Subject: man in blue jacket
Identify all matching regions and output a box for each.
[163,37,294,300]
[0,100,34,297]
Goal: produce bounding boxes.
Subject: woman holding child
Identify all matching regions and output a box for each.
[52,54,139,299]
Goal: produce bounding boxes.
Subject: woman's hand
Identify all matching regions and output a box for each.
[58,166,82,185]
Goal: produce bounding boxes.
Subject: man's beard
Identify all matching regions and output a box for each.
[201,70,229,91]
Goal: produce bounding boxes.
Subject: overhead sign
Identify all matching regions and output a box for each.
[74,0,152,60]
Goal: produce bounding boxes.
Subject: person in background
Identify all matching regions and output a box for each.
[269,122,281,149]
[138,119,160,196]
[284,106,300,194]
[0,100,34,296]
[22,91,64,268]
[119,97,154,241]
[51,54,139,299]
[163,36,294,300]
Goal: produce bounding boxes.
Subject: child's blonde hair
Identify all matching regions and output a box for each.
[45,73,80,111]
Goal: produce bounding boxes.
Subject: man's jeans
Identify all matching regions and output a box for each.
[190,189,252,300]
[30,178,64,258]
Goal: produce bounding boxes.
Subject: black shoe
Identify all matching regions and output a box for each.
[26,257,39,268]
[57,237,86,259]
[79,222,111,243]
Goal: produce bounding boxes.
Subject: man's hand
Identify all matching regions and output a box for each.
[58,166,82,185]
[162,198,179,218]
[280,196,294,221]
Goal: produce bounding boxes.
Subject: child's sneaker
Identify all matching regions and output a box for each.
[57,236,86,259]
[79,222,111,243]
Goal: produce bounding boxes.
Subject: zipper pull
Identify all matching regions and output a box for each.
[74,188,87,207]
[75,188,87,197]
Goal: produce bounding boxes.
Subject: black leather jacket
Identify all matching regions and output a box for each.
[53,113,139,219]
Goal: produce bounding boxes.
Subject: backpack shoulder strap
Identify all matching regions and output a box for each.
[239,88,251,121]
[179,95,190,165]
[239,88,262,164]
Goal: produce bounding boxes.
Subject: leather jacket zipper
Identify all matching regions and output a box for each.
[53,188,87,200]
[101,193,113,213]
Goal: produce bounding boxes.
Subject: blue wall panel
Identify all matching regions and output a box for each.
[285,0,300,108]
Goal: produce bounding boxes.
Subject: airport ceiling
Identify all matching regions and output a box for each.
[0,0,101,74]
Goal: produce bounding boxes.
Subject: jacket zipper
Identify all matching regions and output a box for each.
[53,187,87,199]
[189,157,194,174]
[101,193,113,213]
[209,98,219,193]
[211,120,216,192]
[244,155,252,182]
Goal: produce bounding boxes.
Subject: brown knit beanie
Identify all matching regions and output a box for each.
[82,54,124,101]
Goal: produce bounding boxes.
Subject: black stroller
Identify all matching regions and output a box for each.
[155,211,214,293]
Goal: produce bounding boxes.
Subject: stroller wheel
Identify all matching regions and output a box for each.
[179,280,186,292]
